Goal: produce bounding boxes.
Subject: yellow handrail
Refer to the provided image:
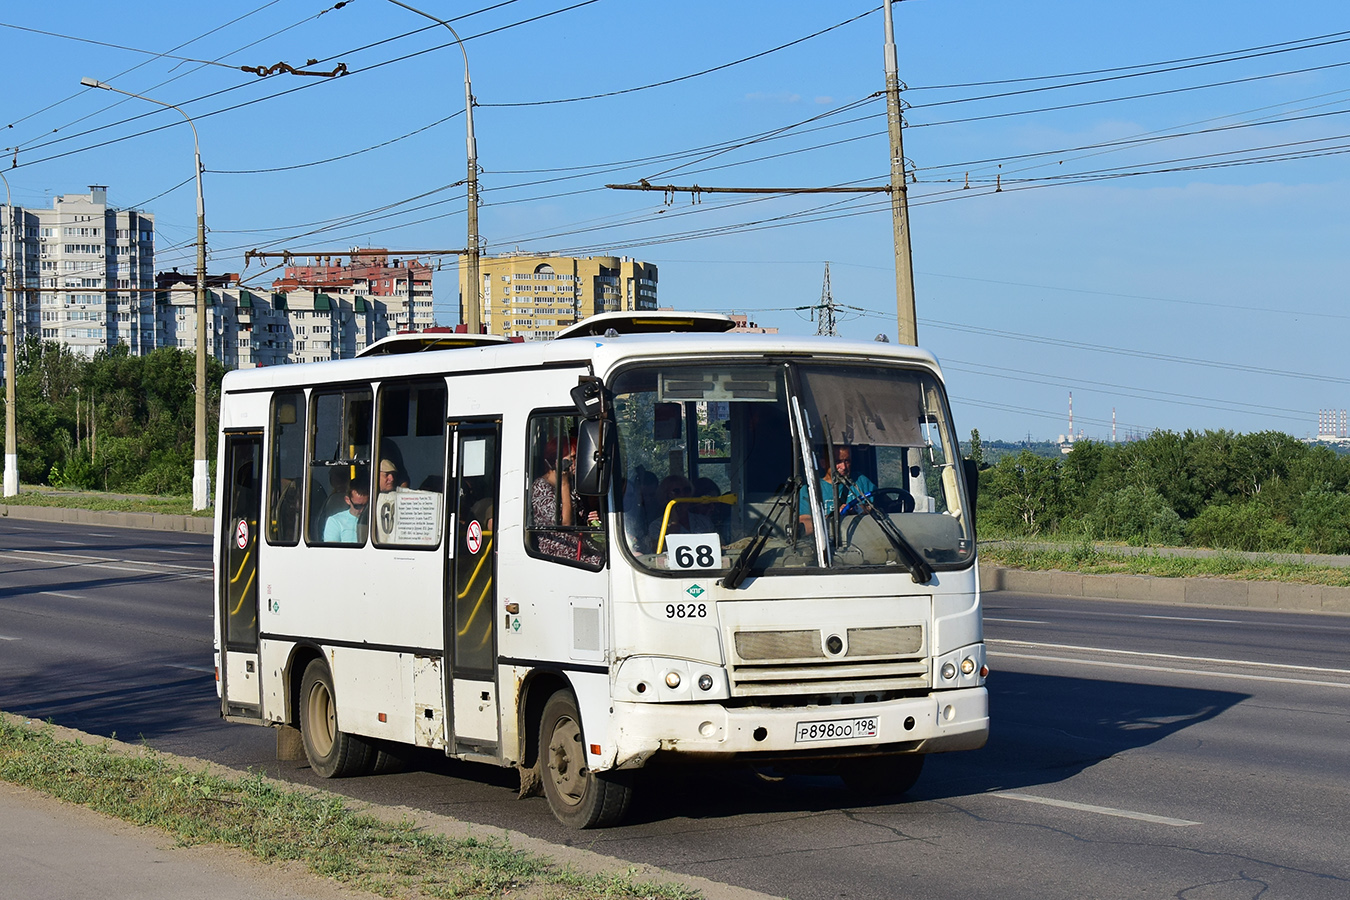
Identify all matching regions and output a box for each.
[655,493,736,554]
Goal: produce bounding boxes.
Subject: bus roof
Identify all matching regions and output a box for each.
[221,329,943,395]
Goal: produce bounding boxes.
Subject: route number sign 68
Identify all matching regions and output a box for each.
[664,533,723,571]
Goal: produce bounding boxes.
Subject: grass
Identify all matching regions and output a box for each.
[0,717,698,900]
[980,540,1350,588]
[0,486,208,517]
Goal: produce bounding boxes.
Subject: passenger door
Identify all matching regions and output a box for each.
[445,420,501,756]
[220,431,263,719]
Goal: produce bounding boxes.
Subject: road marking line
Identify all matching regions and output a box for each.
[52,540,83,545]
[40,591,84,599]
[991,650,1350,690]
[989,639,1350,676]
[0,634,18,641]
[1139,614,1240,623]
[985,617,1050,625]
[0,548,210,579]
[1013,606,1350,633]
[162,663,215,674]
[993,791,1199,827]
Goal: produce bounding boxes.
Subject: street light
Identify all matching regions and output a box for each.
[80,77,211,510]
[1,171,17,497]
[385,0,481,334]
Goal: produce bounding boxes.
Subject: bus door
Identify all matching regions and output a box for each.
[220,430,263,719]
[445,419,502,755]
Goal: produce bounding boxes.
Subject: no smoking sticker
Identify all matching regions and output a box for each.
[235,519,249,550]
[466,519,482,554]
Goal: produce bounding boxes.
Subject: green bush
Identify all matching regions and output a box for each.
[1084,485,1184,545]
[1186,500,1298,552]
[1293,488,1350,554]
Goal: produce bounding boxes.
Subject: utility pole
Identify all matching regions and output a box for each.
[884,0,917,346]
[816,262,837,337]
[1,172,17,496]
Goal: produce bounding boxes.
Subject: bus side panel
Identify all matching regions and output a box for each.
[329,646,416,744]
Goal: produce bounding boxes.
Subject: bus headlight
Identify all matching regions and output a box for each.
[941,662,957,680]
[961,657,976,675]
[614,657,730,702]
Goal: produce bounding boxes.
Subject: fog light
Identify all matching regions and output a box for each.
[943,704,956,721]
[698,720,716,737]
[941,662,957,680]
[665,671,682,689]
[961,657,975,675]
[697,674,714,691]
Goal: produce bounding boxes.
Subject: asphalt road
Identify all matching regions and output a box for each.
[2,518,1348,900]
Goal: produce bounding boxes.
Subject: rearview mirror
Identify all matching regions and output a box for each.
[574,419,614,496]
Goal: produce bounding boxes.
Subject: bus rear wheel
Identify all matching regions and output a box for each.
[539,691,632,828]
[840,753,924,797]
[299,659,373,778]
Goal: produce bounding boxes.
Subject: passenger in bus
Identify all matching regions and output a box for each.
[376,458,400,495]
[531,438,602,565]
[323,468,371,544]
[647,475,714,549]
[798,446,875,536]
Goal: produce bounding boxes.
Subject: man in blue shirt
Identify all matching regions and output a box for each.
[324,473,370,544]
[798,446,875,536]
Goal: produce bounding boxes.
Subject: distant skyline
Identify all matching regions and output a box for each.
[4,1,1347,441]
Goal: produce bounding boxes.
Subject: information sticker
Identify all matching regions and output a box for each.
[664,533,723,571]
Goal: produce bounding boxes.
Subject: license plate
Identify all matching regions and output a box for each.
[795,716,879,743]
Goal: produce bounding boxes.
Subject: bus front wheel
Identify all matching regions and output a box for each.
[299,660,373,778]
[539,691,632,828]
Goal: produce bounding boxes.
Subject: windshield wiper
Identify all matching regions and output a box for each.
[721,477,796,590]
[834,470,933,584]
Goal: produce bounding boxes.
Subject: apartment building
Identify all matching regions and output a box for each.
[271,250,435,334]
[462,253,658,340]
[1,186,156,366]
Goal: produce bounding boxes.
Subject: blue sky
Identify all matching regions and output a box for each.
[4,1,1348,441]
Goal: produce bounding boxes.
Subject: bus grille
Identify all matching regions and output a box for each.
[730,625,928,696]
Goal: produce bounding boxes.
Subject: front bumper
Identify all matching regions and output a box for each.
[605,686,988,770]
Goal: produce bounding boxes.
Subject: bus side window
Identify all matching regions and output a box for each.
[373,380,447,549]
[267,391,305,545]
[307,387,373,546]
[524,413,604,569]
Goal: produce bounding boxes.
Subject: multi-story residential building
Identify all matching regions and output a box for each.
[156,274,385,368]
[463,253,658,341]
[0,186,155,363]
[271,249,435,334]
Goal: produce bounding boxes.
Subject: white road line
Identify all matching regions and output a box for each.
[0,548,210,579]
[1140,614,1241,624]
[985,617,1050,625]
[160,549,196,555]
[52,540,83,545]
[1019,606,1350,633]
[162,663,215,674]
[993,792,1200,827]
[0,634,18,641]
[40,591,85,600]
[991,650,1350,690]
[989,639,1350,676]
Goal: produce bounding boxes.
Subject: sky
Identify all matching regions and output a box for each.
[4,0,1349,442]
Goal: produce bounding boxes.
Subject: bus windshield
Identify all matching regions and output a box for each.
[610,360,973,577]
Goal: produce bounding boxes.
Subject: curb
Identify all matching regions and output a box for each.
[0,712,780,900]
[0,503,212,534]
[979,562,1350,615]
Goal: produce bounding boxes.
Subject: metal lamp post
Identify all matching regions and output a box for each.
[1,171,17,496]
[80,77,211,509]
[385,0,480,334]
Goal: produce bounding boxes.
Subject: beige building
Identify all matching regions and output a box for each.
[460,253,657,340]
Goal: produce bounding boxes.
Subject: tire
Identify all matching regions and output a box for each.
[299,659,373,778]
[840,753,924,797]
[539,691,633,828]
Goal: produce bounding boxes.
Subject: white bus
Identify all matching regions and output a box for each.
[213,312,987,827]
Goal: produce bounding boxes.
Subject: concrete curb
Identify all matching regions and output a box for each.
[0,502,213,534]
[0,712,781,900]
[980,562,1350,615]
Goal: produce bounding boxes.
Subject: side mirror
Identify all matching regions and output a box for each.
[962,458,979,533]
[574,419,614,497]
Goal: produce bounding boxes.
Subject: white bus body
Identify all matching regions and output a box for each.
[213,319,987,827]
